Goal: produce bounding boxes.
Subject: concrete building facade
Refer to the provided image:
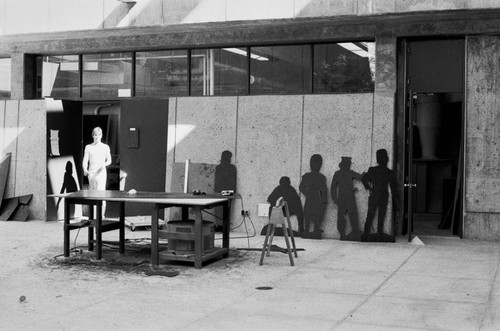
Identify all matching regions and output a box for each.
[0,0,499,241]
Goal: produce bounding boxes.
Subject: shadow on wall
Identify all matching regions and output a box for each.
[167,94,387,240]
[264,150,398,242]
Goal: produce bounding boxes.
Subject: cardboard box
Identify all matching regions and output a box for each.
[167,220,215,253]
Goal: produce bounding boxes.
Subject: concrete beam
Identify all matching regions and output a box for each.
[2,9,500,56]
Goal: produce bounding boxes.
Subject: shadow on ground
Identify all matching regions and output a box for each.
[41,240,181,277]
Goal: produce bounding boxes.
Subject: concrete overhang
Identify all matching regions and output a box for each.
[1,8,500,56]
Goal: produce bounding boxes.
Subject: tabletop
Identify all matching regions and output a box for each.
[59,190,235,206]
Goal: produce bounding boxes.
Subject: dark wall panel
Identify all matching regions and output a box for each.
[120,99,168,215]
[407,39,464,93]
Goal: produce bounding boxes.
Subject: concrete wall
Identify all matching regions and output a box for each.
[1,0,500,36]
[0,100,46,220]
[165,93,398,238]
[464,36,500,240]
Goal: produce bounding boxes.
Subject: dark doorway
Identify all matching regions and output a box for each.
[401,39,464,239]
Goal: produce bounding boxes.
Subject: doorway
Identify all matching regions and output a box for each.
[46,99,169,220]
[401,38,465,239]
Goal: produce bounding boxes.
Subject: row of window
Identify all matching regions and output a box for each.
[32,42,375,99]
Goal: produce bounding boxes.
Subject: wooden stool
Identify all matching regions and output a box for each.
[259,197,298,266]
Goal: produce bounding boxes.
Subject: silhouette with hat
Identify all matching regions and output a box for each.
[361,149,398,242]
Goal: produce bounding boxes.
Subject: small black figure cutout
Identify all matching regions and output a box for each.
[299,154,327,239]
[267,176,304,234]
[331,157,362,241]
[56,161,79,215]
[214,150,237,194]
[361,149,398,242]
[213,150,237,231]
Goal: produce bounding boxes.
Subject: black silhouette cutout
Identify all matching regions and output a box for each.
[213,150,237,230]
[361,149,398,242]
[214,150,237,194]
[56,161,79,216]
[331,157,362,241]
[299,154,327,239]
[266,176,304,233]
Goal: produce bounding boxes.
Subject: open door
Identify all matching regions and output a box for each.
[402,39,465,239]
[404,91,416,241]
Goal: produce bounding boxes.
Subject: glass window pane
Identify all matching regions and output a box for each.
[82,52,132,99]
[136,50,188,97]
[0,58,11,99]
[313,42,375,93]
[191,48,247,96]
[36,55,80,98]
[250,45,311,95]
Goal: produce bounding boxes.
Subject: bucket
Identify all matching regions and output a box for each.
[415,94,443,159]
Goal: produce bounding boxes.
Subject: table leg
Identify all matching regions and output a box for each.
[222,201,230,257]
[194,206,203,269]
[119,201,125,254]
[96,203,102,260]
[64,199,70,257]
[181,206,189,221]
[151,204,159,266]
[88,204,94,251]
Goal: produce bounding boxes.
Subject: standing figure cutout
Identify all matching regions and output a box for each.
[267,176,304,234]
[299,154,327,239]
[331,157,362,241]
[361,149,398,242]
[214,150,237,194]
[213,150,237,230]
[56,161,79,216]
[82,127,111,218]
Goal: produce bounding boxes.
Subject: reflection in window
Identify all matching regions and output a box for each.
[0,58,11,99]
[36,55,80,98]
[33,42,375,99]
[82,53,132,99]
[250,45,311,95]
[191,48,247,96]
[136,50,188,97]
[313,42,375,93]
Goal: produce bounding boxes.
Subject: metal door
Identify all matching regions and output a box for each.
[403,91,417,242]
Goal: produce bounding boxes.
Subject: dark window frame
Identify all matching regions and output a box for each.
[34,40,375,99]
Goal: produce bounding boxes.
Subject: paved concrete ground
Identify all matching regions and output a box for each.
[1,220,499,330]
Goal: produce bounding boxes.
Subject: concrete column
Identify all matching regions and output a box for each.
[464,35,500,240]
[373,36,397,162]
[372,36,398,234]
[10,52,36,100]
[10,53,24,100]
